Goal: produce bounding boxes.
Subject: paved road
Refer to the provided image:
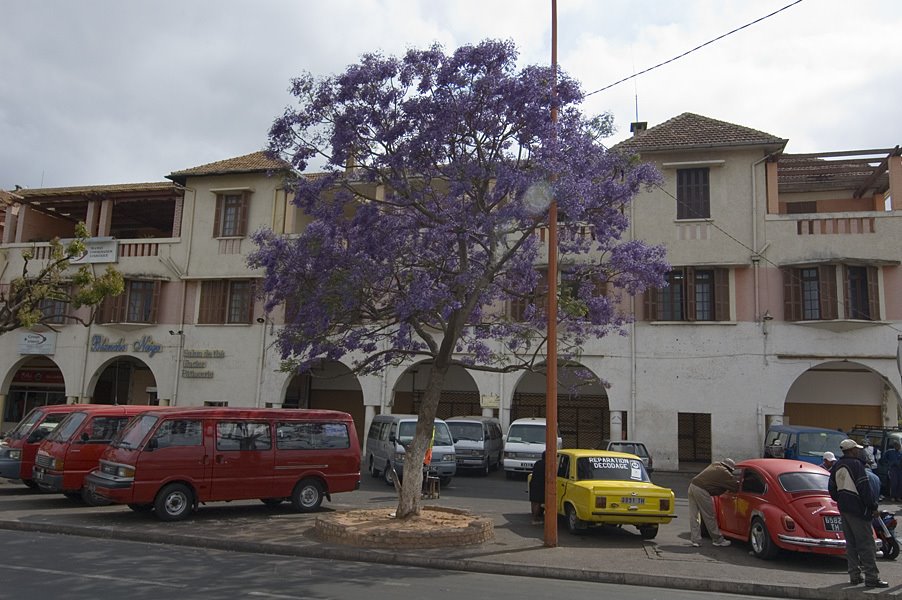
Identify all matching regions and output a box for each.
[0,469,897,600]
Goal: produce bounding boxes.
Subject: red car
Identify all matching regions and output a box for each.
[713,458,846,559]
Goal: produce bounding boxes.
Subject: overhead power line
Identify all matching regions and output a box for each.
[585,0,805,97]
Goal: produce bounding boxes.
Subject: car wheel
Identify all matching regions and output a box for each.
[22,479,39,490]
[749,517,779,559]
[369,456,379,478]
[63,491,83,503]
[881,536,900,560]
[565,504,585,534]
[505,470,514,480]
[638,525,659,540]
[291,478,324,512]
[127,503,153,512]
[439,476,452,487]
[383,463,396,486]
[481,460,490,476]
[154,483,194,522]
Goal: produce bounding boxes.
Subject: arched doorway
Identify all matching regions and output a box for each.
[784,360,897,430]
[511,363,609,448]
[4,357,66,424]
[91,356,157,405]
[393,362,481,418]
[282,361,365,443]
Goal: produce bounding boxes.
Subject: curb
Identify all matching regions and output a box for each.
[0,519,880,600]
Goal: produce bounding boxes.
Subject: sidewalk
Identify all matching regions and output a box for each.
[0,479,898,599]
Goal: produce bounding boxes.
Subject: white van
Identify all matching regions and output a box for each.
[446,416,503,475]
[502,417,562,478]
[364,414,456,486]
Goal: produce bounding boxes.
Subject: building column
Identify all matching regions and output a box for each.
[2,205,16,243]
[0,393,6,431]
[98,199,113,237]
[888,155,901,211]
[610,411,624,441]
[14,204,29,243]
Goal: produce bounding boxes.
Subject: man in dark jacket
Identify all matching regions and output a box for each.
[688,458,739,548]
[829,439,888,588]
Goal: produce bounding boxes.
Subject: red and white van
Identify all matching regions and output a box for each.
[0,404,107,489]
[85,407,361,520]
[33,404,157,503]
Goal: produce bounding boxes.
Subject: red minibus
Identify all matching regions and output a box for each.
[85,407,361,521]
[34,404,157,503]
[1,404,107,488]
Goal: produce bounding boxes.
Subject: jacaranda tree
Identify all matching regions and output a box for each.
[250,39,668,518]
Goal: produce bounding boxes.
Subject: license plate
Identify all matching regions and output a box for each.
[620,496,645,504]
[34,469,44,481]
[85,482,95,494]
[520,462,532,468]
[824,515,843,532]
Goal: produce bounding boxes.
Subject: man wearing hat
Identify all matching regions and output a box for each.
[828,439,887,588]
[688,458,739,548]
[820,451,836,470]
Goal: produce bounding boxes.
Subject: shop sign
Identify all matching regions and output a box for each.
[89,335,162,358]
[19,331,58,355]
[181,348,225,380]
[65,237,119,264]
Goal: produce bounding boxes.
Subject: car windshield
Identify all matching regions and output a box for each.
[575,455,650,483]
[112,415,159,449]
[47,412,88,442]
[608,442,648,458]
[507,424,545,444]
[797,431,846,459]
[397,422,454,446]
[779,471,829,493]
[448,422,483,442]
[6,409,46,440]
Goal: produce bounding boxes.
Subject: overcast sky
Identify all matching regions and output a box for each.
[2,0,900,189]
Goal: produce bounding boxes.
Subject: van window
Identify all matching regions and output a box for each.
[609,442,648,458]
[507,423,545,444]
[114,415,159,449]
[447,422,484,442]
[152,420,203,448]
[797,431,846,459]
[277,422,350,450]
[397,422,453,446]
[558,454,569,477]
[217,422,272,451]
[86,417,130,442]
[367,420,384,441]
[48,412,89,442]
[7,409,46,439]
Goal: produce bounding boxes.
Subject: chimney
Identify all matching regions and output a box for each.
[630,122,648,137]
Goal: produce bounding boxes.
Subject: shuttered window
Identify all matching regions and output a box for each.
[782,265,843,321]
[199,279,254,324]
[644,267,729,321]
[97,280,161,324]
[676,168,710,220]
[213,192,249,237]
[508,268,549,322]
[845,265,879,320]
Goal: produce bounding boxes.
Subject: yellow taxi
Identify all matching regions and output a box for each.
[553,449,676,539]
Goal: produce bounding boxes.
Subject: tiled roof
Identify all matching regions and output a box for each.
[8,182,176,199]
[777,149,899,195]
[168,151,292,179]
[612,112,787,154]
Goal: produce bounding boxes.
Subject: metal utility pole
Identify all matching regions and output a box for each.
[544,0,559,548]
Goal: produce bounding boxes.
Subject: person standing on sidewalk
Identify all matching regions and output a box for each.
[688,458,739,548]
[828,438,888,589]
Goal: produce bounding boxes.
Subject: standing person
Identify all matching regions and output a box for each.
[688,458,739,548]
[529,452,546,525]
[829,439,888,588]
[884,441,902,502]
[820,451,837,471]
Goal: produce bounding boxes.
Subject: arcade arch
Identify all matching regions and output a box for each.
[281,360,365,443]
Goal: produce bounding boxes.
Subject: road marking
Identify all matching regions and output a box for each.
[248,592,321,599]
[0,564,188,588]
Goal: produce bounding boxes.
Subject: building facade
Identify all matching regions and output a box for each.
[1,114,900,470]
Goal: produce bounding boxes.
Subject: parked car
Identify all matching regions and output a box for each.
[762,424,846,465]
[503,417,562,479]
[86,407,361,520]
[446,416,503,475]
[33,404,158,504]
[0,404,103,488]
[364,414,456,486]
[553,449,675,539]
[598,440,653,473]
[713,458,849,559]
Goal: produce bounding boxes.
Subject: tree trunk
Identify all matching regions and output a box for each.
[394,366,447,519]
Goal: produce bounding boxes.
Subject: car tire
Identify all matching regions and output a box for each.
[369,456,379,478]
[749,517,779,559]
[505,470,514,480]
[439,476,452,487]
[81,487,112,506]
[638,525,659,540]
[63,491,83,503]
[22,479,39,490]
[481,460,490,476]
[384,463,396,486]
[291,478,324,512]
[881,536,900,560]
[565,504,586,534]
[127,503,153,512]
[154,483,194,522]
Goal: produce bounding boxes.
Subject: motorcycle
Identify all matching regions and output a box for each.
[874,510,899,560]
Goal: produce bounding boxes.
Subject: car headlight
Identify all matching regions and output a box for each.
[393,452,405,462]
[8,449,21,460]
[115,465,136,478]
[52,457,64,470]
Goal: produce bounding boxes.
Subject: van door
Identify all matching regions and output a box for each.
[64,415,133,489]
[135,417,210,503]
[212,420,274,500]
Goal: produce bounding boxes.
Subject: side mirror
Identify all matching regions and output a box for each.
[146,437,158,452]
[388,434,396,444]
[27,429,49,444]
[80,432,90,443]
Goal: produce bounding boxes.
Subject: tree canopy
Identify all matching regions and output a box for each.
[250,39,668,516]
